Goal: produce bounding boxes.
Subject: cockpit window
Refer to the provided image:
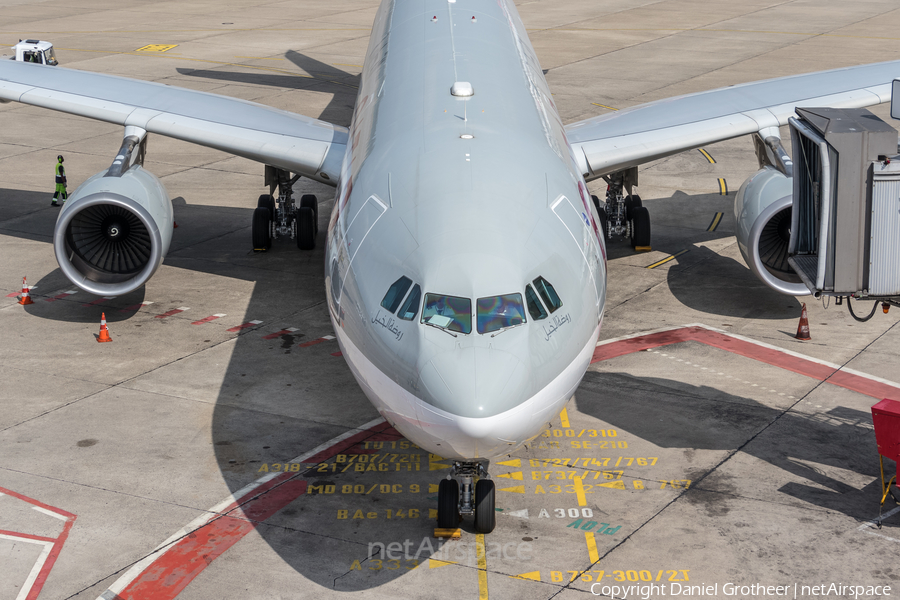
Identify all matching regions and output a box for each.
[422,293,472,334]
[381,276,412,313]
[533,276,562,313]
[477,293,526,334]
[524,285,548,321]
[397,284,421,321]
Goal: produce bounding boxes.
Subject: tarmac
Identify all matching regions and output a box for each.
[1,0,900,599]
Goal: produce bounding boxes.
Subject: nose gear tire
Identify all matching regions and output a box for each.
[438,479,460,529]
[474,479,496,534]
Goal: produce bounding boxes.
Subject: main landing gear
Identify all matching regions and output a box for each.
[437,461,496,533]
[251,166,319,251]
[591,168,651,250]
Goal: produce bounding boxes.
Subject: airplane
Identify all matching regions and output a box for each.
[2,0,900,534]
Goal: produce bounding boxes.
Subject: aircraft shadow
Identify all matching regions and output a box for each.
[576,371,885,521]
[175,51,358,128]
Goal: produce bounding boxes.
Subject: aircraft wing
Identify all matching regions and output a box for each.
[0,60,347,185]
[565,60,900,180]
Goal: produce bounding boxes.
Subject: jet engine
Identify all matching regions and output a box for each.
[54,166,172,296]
[734,166,809,296]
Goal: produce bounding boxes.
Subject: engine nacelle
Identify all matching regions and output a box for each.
[734,167,809,296]
[54,166,172,296]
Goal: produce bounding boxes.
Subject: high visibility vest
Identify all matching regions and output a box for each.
[55,162,66,184]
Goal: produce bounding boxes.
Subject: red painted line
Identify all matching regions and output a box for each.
[226,320,263,333]
[191,314,226,325]
[331,351,343,357]
[81,296,114,307]
[44,290,76,303]
[0,487,77,600]
[591,326,900,401]
[0,486,76,519]
[27,517,75,600]
[298,335,336,348]
[119,479,307,600]
[114,420,391,599]
[120,301,154,313]
[262,327,300,340]
[155,307,189,319]
[0,529,56,543]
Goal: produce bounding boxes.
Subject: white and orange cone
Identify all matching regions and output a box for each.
[795,303,811,341]
[17,276,33,305]
[97,312,113,343]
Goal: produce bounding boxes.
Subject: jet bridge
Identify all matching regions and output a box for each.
[786,106,900,319]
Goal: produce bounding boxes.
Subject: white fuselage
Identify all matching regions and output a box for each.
[325,0,607,461]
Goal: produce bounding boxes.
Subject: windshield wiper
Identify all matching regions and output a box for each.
[490,322,524,337]
[424,321,458,337]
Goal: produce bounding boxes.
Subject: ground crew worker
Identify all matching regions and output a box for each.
[52,155,67,206]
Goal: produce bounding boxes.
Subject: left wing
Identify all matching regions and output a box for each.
[0,61,347,185]
[566,60,900,180]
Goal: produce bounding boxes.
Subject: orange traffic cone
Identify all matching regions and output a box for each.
[795,303,811,341]
[17,276,33,305]
[97,312,113,343]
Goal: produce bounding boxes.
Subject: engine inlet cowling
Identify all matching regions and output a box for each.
[734,167,809,296]
[54,167,172,296]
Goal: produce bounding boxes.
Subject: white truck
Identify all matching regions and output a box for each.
[8,39,58,65]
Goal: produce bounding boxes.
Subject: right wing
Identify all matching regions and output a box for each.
[0,60,348,185]
[565,60,900,180]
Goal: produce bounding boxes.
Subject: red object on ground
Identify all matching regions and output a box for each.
[97,312,113,343]
[18,276,33,305]
[872,398,900,479]
[795,303,811,340]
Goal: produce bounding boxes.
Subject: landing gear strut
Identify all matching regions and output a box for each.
[251,166,318,251]
[437,461,495,533]
[593,168,651,250]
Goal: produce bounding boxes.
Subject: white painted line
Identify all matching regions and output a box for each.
[0,535,55,600]
[214,313,227,318]
[323,335,336,340]
[597,322,900,390]
[96,416,387,600]
[176,306,190,311]
[250,320,263,324]
[31,505,68,521]
[857,506,900,544]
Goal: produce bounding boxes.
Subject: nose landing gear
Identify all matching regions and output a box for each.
[437,461,495,533]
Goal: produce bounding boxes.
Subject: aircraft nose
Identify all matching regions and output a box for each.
[417,347,530,418]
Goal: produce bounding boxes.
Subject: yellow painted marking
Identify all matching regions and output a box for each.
[597,480,627,490]
[496,458,521,468]
[433,528,462,539]
[333,63,364,68]
[476,533,489,600]
[585,532,600,562]
[511,571,541,582]
[591,103,618,111]
[429,508,438,519]
[573,475,587,507]
[634,246,652,252]
[136,44,177,52]
[499,485,525,494]
[430,559,458,568]
[698,148,716,164]
[646,249,689,269]
[429,462,451,471]
[233,56,284,60]
[429,454,445,461]
[718,178,728,196]
[497,471,524,480]
[429,483,440,493]
[707,212,724,232]
[559,407,570,428]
